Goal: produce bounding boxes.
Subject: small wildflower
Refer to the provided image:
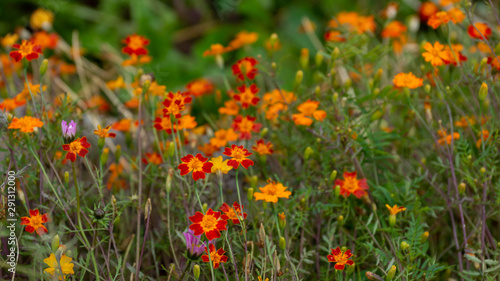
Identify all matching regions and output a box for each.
[61,120,77,140]
[62,137,91,162]
[178,154,213,181]
[422,42,448,67]
[8,116,43,133]
[202,244,228,269]
[94,125,116,139]
[234,84,260,108]
[223,144,254,169]
[327,247,354,270]
[210,156,232,175]
[393,73,423,89]
[183,229,207,259]
[220,202,247,224]
[252,139,273,155]
[43,253,74,280]
[254,179,291,203]
[122,34,149,56]
[9,40,42,63]
[231,115,262,140]
[189,208,227,241]
[468,23,492,40]
[335,171,369,199]
[21,209,48,235]
[232,57,258,81]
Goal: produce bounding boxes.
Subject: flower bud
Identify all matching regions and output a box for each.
[479,83,488,101]
[332,47,340,60]
[247,188,254,201]
[304,146,313,160]
[168,142,175,157]
[271,62,277,70]
[100,148,109,164]
[315,52,323,66]
[420,231,429,243]
[144,198,152,219]
[294,70,303,88]
[315,85,321,97]
[51,235,60,252]
[374,68,383,83]
[259,223,266,246]
[260,128,268,137]
[334,185,341,197]
[400,241,410,251]
[216,55,224,69]
[250,175,258,188]
[389,214,396,227]
[300,48,309,69]
[278,212,286,229]
[458,182,466,194]
[166,168,173,193]
[330,170,337,182]
[202,203,208,213]
[279,236,286,250]
[193,264,200,280]
[332,92,338,103]
[270,33,278,46]
[115,145,121,162]
[39,59,48,77]
[386,265,396,281]
[337,215,344,225]
[64,171,69,185]
[480,167,486,174]
[425,84,431,94]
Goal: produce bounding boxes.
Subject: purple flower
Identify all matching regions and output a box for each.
[183,229,207,259]
[61,120,76,139]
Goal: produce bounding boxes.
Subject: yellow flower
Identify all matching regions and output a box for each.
[1,33,19,48]
[210,156,232,174]
[385,204,406,215]
[30,8,54,30]
[254,179,291,203]
[43,253,74,280]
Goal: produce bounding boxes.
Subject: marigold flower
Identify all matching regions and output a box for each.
[468,23,492,40]
[178,153,213,181]
[162,91,193,119]
[447,8,465,24]
[62,137,91,162]
[422,42,448,67]
[440,0,460,6]
[220,202,247,224]
[203,44,232,57]
[8,116,43,133]
[9,40,42,63]
[232,57,258,81]
[107,163,126,190]
[198,143,219,157]
[202,244,228,269]
[122,54,152,66]
[32,31,59,50]
[87,96,110,112]
[329,12,376,34]
[44,254,75,280]
[210,128,239,148]
[234,84,260,108]
[189,208,227,240]
[386,204,406,215]
[324,31,345,42]
[94,125,116,139]
[21,209,48,235]
[335,171,369,199]
[30,8,54,30]
[292,100,327,126]
[186,78,214,97]
[154,116,179,134]
[106,76,125,90]
[112,119,132,132]
[252,139,273,155]
[437,130,460,145]
[122,34,149,56]
[427,11,450,29]
[219,99,240,115]
[17,82,47,101]
[223,144,254,169]
[229,31,258,49]
[476,130,490,148]
[231,115,262,140]
[210,156,232,175]
[327,247,354,270]
[0,97,26,111]
[419,2,439,21]
[392,72,423,89]
[261,89,296,120]
[1,33,19,48]
[382,21,407,38]
[254,179,291,203]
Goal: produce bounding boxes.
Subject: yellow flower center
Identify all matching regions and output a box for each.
[343,177,359,193]
[200,214,217,231]
[128,36,145,49]
[238,118,254,132]
[69,140,83,154]
[231,148,247,161]
[18,41,36,57]
[188,158,204,172]
[30,214,44,229]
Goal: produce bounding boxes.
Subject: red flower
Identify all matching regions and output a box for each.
[234,84,260,109]
[202,244,228,269]
[252,139,273,155]
[334,171,369,199]
[327,247,354,270]
[232,57,258,81]
[468,23,492,40]
[162,91,192,119]
[231,115,262,140]
[223,144,254,169]
[9,40,42,62]
[178,153,213,181]
[20,209,49,235]
[189,208,227,241]
[122,34,150,56]
[220,202,247,224]
[62,137,91,162]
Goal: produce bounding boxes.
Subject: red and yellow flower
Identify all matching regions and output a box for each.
[223,144,254,169]
[335,171,369,199]
[142,152,163,165]
[220,202,247,224]
[252,139,273,155]
[178,153,213,181]
[189,208,227,240]
[94,125,116,139]
[210,128,239,148]
[162,91,193,119]
[9,40,42,62]
[21,209,49,235]
[231,115,262,140]
[62,137,91,162]
[234,84,260,108]
[381,21,407,38]
[202,244,228,269]
[122,34,149,56]
[232,57,258,81]
[386,204,406,215]
[327,247,354,270]
[186,78,214,97]
[468,23,492,40]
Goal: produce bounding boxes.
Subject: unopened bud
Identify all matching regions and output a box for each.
[337,215,344,225]
[270,33,278,46]
[271,62,277,70]
[479,83,488,101]
[425,84,431,94]
[51,235,60,252]
[335,185,341,197]
[202,203,208,213]
[330,170,337,182]
[315,52,323,66]
[115,145,121,162]
[279,236,286,250]
[259,223,266,245]
[458,182,466,194]
[332,92,339,102]
[247,188,254,201]
[315,85,321,97]
[260,128,268,137]
[332,47,340,60]
[40,59,49,77]
[98,137,105,150]
[166,168,173,193]
[294,70,303,88]
[278,212,286,229]
[374,68,383,82]
[100,148,109,164]
[249,175,258,188]
[401,241,410,251]
[389,214,396,227]
[386,265,396,281]
[420,231,429,243]
[300,48,309,69]
[193,264,200,280]
[304,146,313,160]
[144,198,152,219]
[480,167,486,174]
[168,142,175,157]
[64,171,69,185]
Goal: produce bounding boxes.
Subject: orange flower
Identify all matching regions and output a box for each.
[0,97,26,111]
[476,130,490,148]
[231,115,262,140]
[21,209,49,235]
[198,143,220,157]
[292,100,327,126]
[107,163,126,190]
[178,114,197,130]
[468,23,492,40]
[382,21,407,38]
[202,244,228,269]
[447,8,465,24]
[210,128,239,148]
[219,99,240,116]
[234,84,260,109]
[189,208,227,240]
[335,171,369,199]
[31,31,59,50]
[422,42,448,67]
[327,247,354,270]
[392,72,423,89]
[87,96,110,112]
[8,116,43,133]
[17,82,47,101]
[324,31,346,42]
[62,137,91,162]
[329,12,376,34]
[437,130,460,145]
[254,179,291,203]
[9,40,42,62]
[261,89,296,120]
[162,91,193,119]
[427,11,450,29]
[186,79,214,97]
[106,76,125,90]
[94,125,116,139]
[220,202,247,224]
[419,2,439,21]
[386,204,406,215]
[443,44,467,66]
[223,144,254,169]
[232,57,258,81]
[122,34,149,56]
[229,31,258,49]
[252,139,273,155]
[154,116,178,134]
[122,54,152,66]
[112,119,132,132]
[142,152,163,165]
[178,153,213,181]
[440,0,460,6]
[203,44,232,57]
